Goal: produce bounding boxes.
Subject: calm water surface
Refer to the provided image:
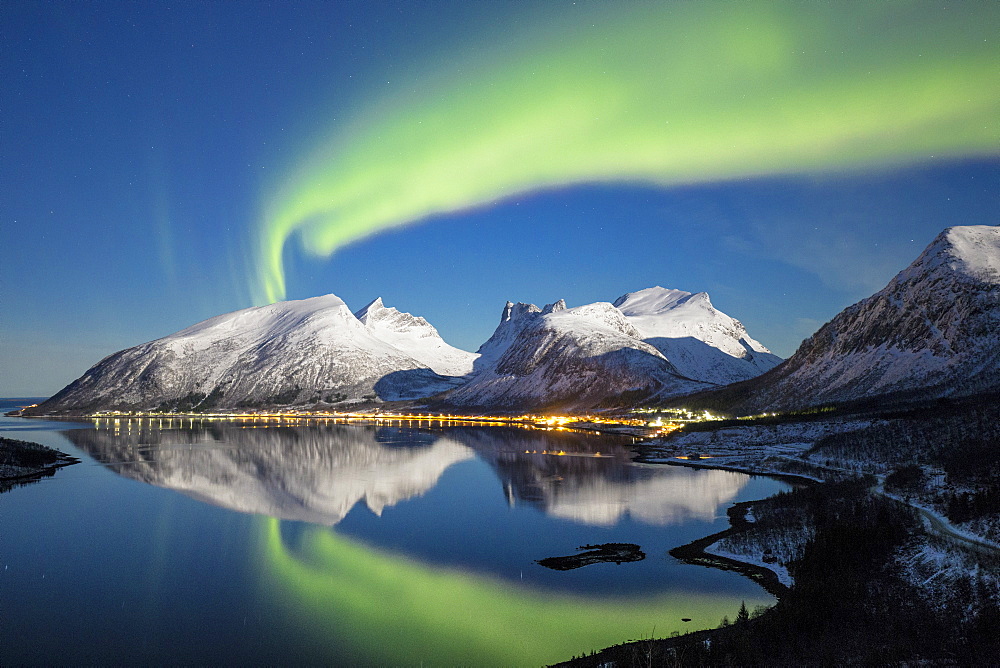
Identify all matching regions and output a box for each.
[0,399,789,665]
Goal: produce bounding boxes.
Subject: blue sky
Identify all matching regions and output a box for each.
[3,1,998,397]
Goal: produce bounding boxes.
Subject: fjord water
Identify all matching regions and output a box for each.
[0,400,787,665]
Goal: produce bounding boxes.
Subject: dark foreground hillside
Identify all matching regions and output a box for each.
[557,479,1000,665]
[556,397,1000,666]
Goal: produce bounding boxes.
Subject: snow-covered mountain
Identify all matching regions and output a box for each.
[443,298,710,410]
[27,280,783,415]
[613,287,782,385]
[30,294,468,414]
[685,225,1000,413]
[473,300,561,371]
[354,297,477,376]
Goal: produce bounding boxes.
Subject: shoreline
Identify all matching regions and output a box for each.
[10,409,666,443]
[668,500,790,600]
[0,436,80,492]
[5,408,801,601]
[654,458,825,601]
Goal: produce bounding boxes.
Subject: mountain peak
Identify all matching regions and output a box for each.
[34,291,457,413]
[354,298,476,376]
[927,225,1000,284]
[354,297,386,322]
[612,286,781,385]
[542,299,567,314]
[697,225,1000,414]
[454,296,703,410]
[500,301,542,324]
[354,297,431,331]
[613,287,694,315]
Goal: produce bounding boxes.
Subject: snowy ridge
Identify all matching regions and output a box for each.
[899,225,1000,286]
[35,294,471,413]
[614,287,782,385]
[34,279,784,414]
[697,225,1000,413]
[355,297,477,376]
[446,298,709,410]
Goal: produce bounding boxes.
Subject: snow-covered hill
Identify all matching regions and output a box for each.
[687,225,1000,413]
[27,281,784,415]
[444,298,710,410]
[614,287,782,385]
[31,294,468,413]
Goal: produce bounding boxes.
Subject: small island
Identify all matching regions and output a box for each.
[536,543,646,571]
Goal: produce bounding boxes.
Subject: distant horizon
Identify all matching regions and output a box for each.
[6,222,1000,398]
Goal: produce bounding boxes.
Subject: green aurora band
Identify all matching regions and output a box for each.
[257,1,1000,303]
[259,518,773,664]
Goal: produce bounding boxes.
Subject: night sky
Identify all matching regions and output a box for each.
[3,1,998,397]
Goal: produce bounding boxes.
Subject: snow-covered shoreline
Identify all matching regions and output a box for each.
[645,413,1000,607]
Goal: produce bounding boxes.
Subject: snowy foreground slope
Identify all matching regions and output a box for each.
[681,225,1000,413]
[31,295,467,413]
[614,287,782,385]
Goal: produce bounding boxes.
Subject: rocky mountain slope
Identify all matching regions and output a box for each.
[28,294,466,414]
[614,287,782,385]
[442,299,711,410]
[677,225,1000,414]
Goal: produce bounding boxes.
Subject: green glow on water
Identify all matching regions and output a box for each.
[260,517,772,665]
[256,1,1000,302]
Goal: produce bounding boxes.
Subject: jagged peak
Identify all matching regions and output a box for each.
[354,298,436,336]
[354,297,386,322]
[541,299,567,314]
[500,301,542,323]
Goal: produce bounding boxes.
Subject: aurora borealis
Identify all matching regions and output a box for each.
[3,4,1000,662]
[259,517,773,665]
[3,0,999,396]
[257,1,999,304]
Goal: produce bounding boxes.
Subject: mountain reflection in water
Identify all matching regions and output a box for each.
[66,422,473,525]
[51,420,778,665]
[457,427,747,526]
[65,421,747,528]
